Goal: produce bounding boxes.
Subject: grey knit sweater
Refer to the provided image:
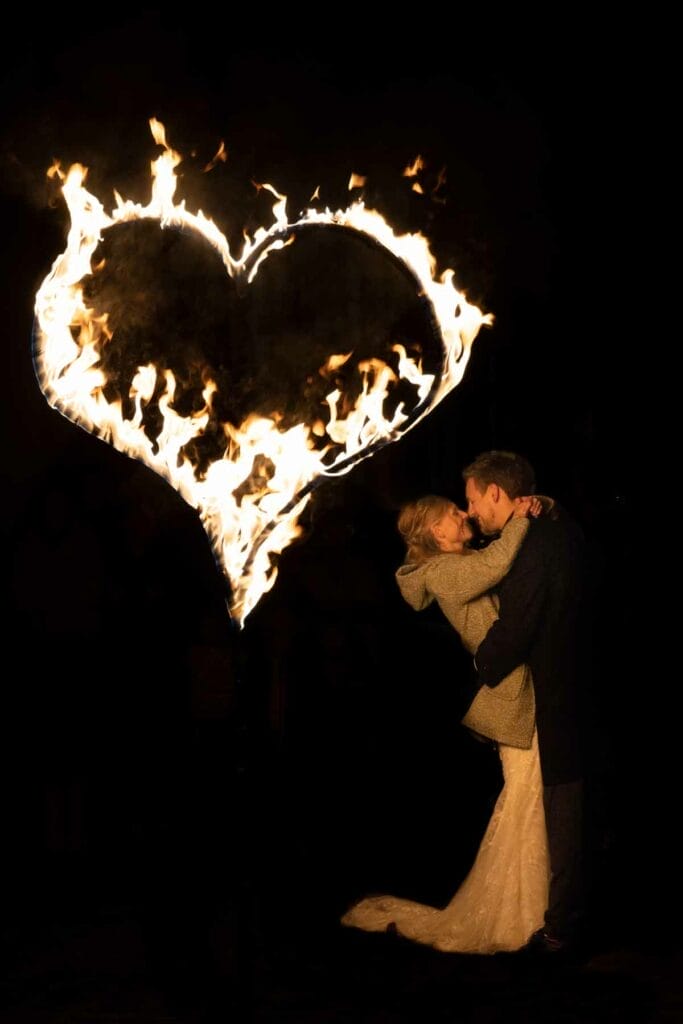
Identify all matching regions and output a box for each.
[395,517,535,748]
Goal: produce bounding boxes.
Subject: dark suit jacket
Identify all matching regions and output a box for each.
[475,505,591,786]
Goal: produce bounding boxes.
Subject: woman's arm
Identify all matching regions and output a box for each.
[425,517,530,604]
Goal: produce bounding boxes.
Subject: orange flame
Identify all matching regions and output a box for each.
[33,119,493,628]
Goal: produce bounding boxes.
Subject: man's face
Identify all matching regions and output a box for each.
[465,477,499,536]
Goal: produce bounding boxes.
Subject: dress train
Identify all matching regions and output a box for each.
[341,729,549,954]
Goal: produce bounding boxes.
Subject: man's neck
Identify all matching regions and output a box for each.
[501,510,516,531]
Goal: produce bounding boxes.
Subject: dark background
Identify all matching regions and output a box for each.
[0,9,661,1023]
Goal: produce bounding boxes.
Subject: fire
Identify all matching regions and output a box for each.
[33,119,493,628]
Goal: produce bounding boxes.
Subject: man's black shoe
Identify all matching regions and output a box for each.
[518,928,588,964]
[527,928,567,953]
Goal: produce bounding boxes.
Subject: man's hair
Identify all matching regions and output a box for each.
[397,494,454,565]
[461,450,536,499]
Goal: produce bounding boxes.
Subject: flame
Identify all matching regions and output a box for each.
[402,155,425,178]
[33,119,493,628]
[403,156,425,193]
[204,139,228,172]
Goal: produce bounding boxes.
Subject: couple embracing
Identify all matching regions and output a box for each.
[342,450,591,959]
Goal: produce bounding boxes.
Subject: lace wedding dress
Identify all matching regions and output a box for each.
[341,729,549,954]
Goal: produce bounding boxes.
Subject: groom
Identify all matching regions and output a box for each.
[462,450,592,958]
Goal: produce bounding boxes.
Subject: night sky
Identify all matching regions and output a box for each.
[0,9,658,1021]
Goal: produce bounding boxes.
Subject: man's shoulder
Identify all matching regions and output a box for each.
[524,504,586,562]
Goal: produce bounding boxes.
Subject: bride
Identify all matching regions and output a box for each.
[341,494,550,954]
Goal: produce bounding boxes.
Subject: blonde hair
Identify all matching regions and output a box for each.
[397,494,455,565]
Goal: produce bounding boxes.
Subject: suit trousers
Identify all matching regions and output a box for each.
[543,779,584,941]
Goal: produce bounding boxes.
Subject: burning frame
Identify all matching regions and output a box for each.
[32,119,492,627]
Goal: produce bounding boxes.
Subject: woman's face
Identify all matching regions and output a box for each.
[431,503,473,552]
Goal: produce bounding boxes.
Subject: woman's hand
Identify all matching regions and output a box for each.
[513,496,543,518]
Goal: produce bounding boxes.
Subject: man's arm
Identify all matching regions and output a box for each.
[474,526,547,688]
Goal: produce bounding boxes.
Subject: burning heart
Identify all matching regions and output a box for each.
[32,119,492,627]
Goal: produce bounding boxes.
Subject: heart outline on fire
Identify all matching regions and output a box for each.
[32,119,493,627]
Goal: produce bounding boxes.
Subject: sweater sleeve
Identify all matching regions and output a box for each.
[425,517,529,603]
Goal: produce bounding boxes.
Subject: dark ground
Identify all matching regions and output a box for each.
[0,716,679,1024]
[0,860,680,1024]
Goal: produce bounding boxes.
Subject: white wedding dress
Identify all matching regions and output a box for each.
[341,729,550,954]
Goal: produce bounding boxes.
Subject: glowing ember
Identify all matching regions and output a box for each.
[33,119,493,628]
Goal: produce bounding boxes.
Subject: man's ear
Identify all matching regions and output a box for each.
[489,483,500,503]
